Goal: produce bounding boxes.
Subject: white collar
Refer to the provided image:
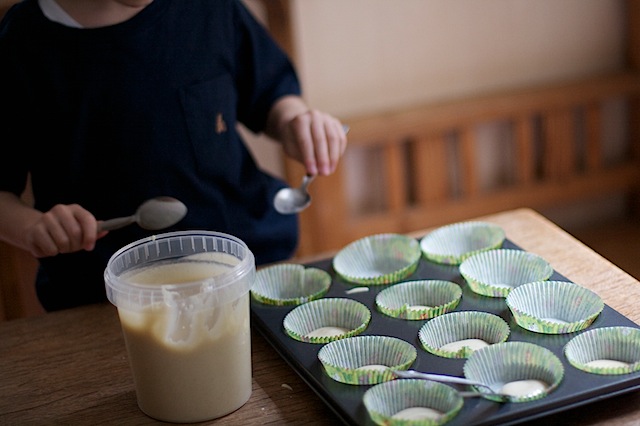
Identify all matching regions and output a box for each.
[38,0,83,28]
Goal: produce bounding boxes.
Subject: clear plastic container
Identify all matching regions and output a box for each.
[104,231,255,423]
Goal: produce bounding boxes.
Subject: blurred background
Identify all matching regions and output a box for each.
[0,0,638,320]
[244,0,624,179]
[243,0,639,277]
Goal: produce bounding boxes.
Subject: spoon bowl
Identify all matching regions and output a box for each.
[273,124,349,215]
[274,175,315,215]
[99,196,188,232]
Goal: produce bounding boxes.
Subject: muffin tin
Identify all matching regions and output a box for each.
[250,237,640,425]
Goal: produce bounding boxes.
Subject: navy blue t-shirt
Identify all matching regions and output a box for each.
[0,0,300,310]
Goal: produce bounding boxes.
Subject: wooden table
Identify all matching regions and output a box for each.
[1,208,639,425]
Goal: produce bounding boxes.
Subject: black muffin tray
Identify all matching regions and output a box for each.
[250,239,640,425]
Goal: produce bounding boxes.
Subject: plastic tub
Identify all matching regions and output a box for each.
[104,231,255,423]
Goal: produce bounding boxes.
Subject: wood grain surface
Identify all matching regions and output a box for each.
[1,208,638,425]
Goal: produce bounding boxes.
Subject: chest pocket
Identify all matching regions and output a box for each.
[180,75,239,178]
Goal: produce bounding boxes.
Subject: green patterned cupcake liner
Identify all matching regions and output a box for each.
[506,280,604,334]
[564,326,640,375]
[418,311,510,358]
[317,335,417,385]
[363,379,464,425]
[251,263,331,306]
[282,298,371,344]
[420,221,505,265]
[463,342,564,403]
[459,248,553,297]
[333,233,421,285]
[375,280,462,321]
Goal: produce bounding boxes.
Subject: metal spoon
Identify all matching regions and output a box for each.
[274,174,315,215]
[457,390,511,402]
[392,370,511,402]
[273,125,350,215]
[99,196,188,232]
[392,369,490,389]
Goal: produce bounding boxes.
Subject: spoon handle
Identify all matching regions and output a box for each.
[392,370,487,388]
[301,174,315,191]
[99,216,136,232]
[458,391,510,403]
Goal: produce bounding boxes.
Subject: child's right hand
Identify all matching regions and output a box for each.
[25,203,107,258]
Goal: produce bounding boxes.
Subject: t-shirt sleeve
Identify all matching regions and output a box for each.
[231,0,301,133]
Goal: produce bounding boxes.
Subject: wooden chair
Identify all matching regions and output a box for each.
[260,1,640,259]
[289,72,640,258]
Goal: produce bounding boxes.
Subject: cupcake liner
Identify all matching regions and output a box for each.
[375,280,462,321]
[251,263,331,306]
[363,379,464,426]
[506,280,604,334]
[564,326,640,375]
[459,249,553,297]
[317,335,417,385]
[282,298,371,344]
[333,233,421,285]
[463,341,564,403]
[420,221,505,265]
[418,311,510,358]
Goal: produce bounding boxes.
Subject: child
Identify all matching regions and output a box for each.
[0,0,347,311]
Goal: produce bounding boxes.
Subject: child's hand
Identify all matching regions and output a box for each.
[25,204,106,257]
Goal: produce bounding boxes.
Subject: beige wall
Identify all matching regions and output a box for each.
[293,0,624,116]
[245,0,625,182]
